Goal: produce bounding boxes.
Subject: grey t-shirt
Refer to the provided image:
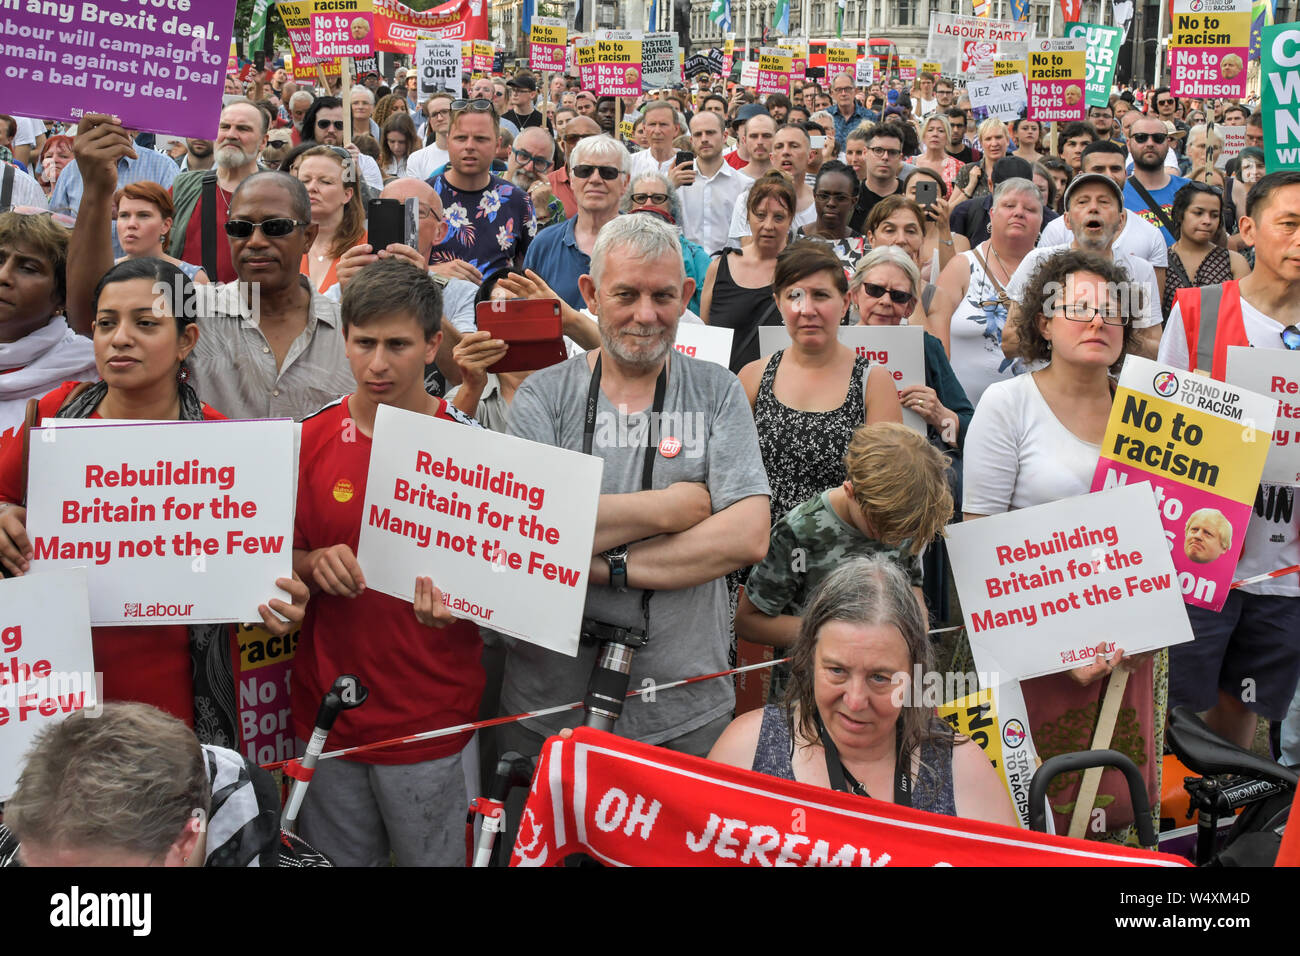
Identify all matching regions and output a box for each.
[504,350,771,745]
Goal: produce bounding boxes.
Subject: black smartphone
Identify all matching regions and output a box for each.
[367,197,418,252]
[913,178,938,209]
[675,149,695,169]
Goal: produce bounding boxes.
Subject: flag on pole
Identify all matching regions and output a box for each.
[522,0,535,38]
[773,0,790,36]
[1010,0,1030,20]
[709,0,732,33]
[835,0,846,37]
[249,0,270,51]
[1250,0,1275,60]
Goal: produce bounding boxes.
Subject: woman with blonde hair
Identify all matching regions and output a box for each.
[956,117,1011,201]
[295,145,366,293]
[914,114,963,190]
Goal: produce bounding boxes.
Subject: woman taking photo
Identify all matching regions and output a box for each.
[711,557,1017,826]
[379,113,420,182]
[794,161,867,275]
[1161,180,1251,316]
[0,257,305,745]
[295,145,366,293]
[1010,118,1044,164]
[930,178,1045,406]
[114,182,210,283]
[914,114,963,190]
[955,118,1011,201]
[738,241,902,524]
[903,168,969,285]
[701,171,794,372]
[962,249,1162,844]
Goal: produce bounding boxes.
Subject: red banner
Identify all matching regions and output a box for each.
[510,729,1190,867]
[1058,0,1081,21]
[374,0,488,53]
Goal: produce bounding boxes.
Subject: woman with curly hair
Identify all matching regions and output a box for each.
[962,248,1165,844]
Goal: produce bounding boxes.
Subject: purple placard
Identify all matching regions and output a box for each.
[4,0,237,139]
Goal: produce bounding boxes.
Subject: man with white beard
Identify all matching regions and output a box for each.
[168,99,269,284]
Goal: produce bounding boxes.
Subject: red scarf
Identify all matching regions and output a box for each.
[511,729,1188,867]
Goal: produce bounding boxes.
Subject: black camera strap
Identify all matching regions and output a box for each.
[814,711,912,808]
[582,352,669,635]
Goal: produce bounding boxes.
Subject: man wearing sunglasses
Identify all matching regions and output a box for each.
[69,119,355,423]
[300,97,384,192]
[521,134,629,309]
[1151,87,1189,151]
[1124,115,1189,246]
[547,115,601,220]
[430,99,536,283]
[1158,171,1300,759]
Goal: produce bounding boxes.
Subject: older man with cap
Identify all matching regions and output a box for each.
[1004,171,1163,358]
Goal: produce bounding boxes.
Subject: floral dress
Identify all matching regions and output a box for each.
[430,172,537,281]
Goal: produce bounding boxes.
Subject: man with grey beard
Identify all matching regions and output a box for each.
[169,99,269,284]
[505,127,564,227]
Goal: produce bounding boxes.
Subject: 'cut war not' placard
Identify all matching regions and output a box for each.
[26,420,295,625]
[357,405,602,657]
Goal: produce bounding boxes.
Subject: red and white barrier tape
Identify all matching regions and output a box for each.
[1230,564,1300,589]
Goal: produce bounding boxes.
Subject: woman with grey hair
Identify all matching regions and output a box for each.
[710,557,1016,825]
[930,176,1044,407]
[621,170,710,314]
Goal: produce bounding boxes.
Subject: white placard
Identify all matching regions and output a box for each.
[674,323,734,368]
[947,483,1194,683]
[356,405,603,657]
[26,420,295,625]
[758,325,928,434]
[740,61,759,87]
[417,37,464,99]
[1,569,97,800]
[854,58,875,86]
[969,74,1029,122]
[1225,346,1300,486]
[642,31,678,89]
[1215,125,1248,169]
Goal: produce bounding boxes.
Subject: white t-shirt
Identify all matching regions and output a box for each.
[628,148,677,182]
[12,117,44,148]
[404,144,449,182]
[1007,243,1163,328]
[727,183,817,245]
[1038,209,1169,269]
[1158,293,1299,596]
[962,372,1101,515]
[355,152,383,190]
[947,248,1034,410]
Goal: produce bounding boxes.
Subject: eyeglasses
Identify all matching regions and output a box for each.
[859,282,915,306]
[1130,132,1168,145]
[630,192,669,205]
[1283,325,1300,350]
[814,190,853,203]
[572,164,621,180]
[427,108,451,119]
[868,146,902,159]
[1156,98,1174,107]
[267,138,289,148]
[316,119,345,131]
[224,217,310,239]
[450,98,495,118]
[1055,303,1129,326]
[512,147,552,172]
[417,204,442,223]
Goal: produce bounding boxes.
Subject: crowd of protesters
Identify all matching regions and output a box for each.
[0,54,1296,867]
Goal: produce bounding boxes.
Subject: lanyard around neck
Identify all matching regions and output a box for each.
[581,353,669,493]
[815,711,912,808]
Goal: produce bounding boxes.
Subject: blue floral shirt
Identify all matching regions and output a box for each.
[429,172,537,281]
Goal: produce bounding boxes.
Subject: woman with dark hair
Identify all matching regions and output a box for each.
[380,113,420,182]
[113,181,210,283]
[295,145,366,293]
[711,557,1017,825]
[795,160,866,275]
[963,248,1163,844]
[700,171,796,372]
[1039,157,1073,214]
[1010,118,1044,164]
[0,258,306,744]
[738,240,902,525]
[1162,181,1251,316]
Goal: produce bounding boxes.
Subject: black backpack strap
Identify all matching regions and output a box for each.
[0,163,13,211]
[201,170,218,281]
[1128,176,1177,237]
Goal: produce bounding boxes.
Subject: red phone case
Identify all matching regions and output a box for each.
[475,299,568,374]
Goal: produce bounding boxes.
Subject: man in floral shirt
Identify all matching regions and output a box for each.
[430,100,537,282]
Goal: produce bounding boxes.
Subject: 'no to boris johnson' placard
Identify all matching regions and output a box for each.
[25,420,296,626]
[356,405,602,657]
[946,482,1194,683]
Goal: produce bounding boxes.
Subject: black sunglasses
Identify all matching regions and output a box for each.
[224,217,310,239]
[267,138,290,148]
[859,282,915,306]
[316,119,345,131]
[572,164,621,180]
[1130,132,1168,145]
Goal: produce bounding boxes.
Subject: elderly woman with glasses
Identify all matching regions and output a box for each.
[1162,180,1252,315]
[963,248,1164,844]
[619,171,710,315]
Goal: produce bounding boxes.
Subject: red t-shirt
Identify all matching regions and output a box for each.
[292,396,485,764]
[0,381,227,728]
[724,149,747,170]
[180,186,238,285]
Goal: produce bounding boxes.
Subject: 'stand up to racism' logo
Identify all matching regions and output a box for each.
[1003,718,1027,749]
[1153,371,1179,398]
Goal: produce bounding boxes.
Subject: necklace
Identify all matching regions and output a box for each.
[988,241,1014,284]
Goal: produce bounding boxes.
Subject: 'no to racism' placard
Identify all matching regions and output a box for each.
[1170,0,1250,100]
[357,405,602,657]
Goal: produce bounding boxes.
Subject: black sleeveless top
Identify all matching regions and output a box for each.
[708,248,783,372]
